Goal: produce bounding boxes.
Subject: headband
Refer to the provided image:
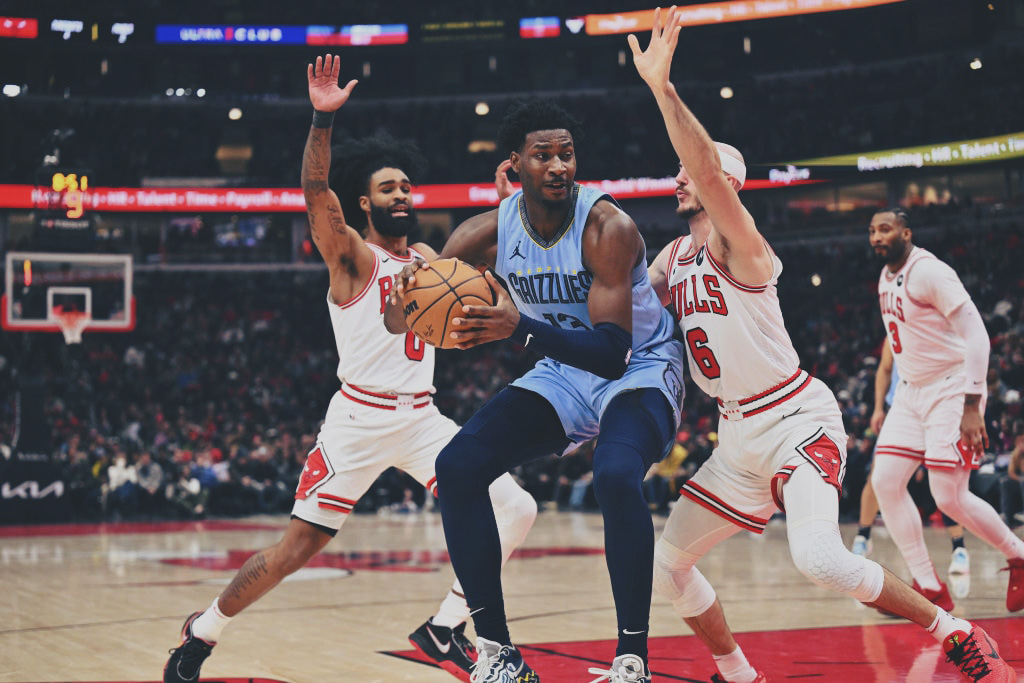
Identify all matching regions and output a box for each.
[719,153,747,186]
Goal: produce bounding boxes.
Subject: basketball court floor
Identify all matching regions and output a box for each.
[1,509,1021,682]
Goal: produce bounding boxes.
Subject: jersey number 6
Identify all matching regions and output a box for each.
[686,327,721,379]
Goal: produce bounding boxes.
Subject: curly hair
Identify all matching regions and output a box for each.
[328,134,427,230]
[496,100,584,155]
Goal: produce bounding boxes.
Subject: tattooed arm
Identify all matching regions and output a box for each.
[303,54,375,304]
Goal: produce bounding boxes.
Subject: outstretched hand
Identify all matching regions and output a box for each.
[307,54,358,112]
[495,159,515,201]
[627,6,681,89]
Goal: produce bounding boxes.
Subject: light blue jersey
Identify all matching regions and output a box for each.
[495,184,676,353]
[495,184,684,449]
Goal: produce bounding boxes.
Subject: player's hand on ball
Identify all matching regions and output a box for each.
[390,259,430,306]
[449,270,520,349]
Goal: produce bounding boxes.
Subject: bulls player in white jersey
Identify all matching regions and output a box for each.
[868,207,1024,614]
[163,54,536,683]
[630,9,1015,682]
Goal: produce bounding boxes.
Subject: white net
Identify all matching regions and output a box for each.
[54,309,91,344]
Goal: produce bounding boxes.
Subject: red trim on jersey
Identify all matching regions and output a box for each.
[741,375,812,417]
[770,465,798,511]
[875,446,925,461]
[340,385,432,410]
[348,384,431,400]
[317,492,357,513]
[336,257,380,310]
[318,493,358,505]
[734,369,803,406]
[680,481,770,533]
[703,246,768,293]
[716,371,811,419]
[367,242,423,263]
[426,476,437,497]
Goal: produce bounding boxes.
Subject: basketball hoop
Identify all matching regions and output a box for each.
[53,307,91,345]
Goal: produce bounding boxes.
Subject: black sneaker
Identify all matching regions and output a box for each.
[164,611,215,683]
[409,618,476,681]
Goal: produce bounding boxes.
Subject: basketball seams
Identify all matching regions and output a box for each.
[404,258,494,348]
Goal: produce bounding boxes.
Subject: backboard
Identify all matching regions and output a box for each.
[2,251,134,334]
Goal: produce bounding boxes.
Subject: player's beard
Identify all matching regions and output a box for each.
[677,205,705,220]
[370,203,418,237]
[874,236,908,266]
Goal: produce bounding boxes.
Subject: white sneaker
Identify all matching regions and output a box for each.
[948,572,971,598]
[948,547,970,575]
[588,654,650,682]
[851,535,871,557]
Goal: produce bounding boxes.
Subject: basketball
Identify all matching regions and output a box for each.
[402,258,495,349]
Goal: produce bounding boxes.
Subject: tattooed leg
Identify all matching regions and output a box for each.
[217,517,333,616]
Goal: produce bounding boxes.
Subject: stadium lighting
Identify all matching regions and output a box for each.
[165,88,174,96]
[811,274,822,287]
[228,107,243,120]
[475,102,489,116]
[175,88,185,96]
[196,88,206,97]
[969,57,982,70]
[3,84,21,97]
[720,86,734,99]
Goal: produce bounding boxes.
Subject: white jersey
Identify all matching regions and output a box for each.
[877,246,970,386]
[666,236,800,401]
[328,243,434,395]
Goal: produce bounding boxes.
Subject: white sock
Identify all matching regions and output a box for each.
[431,585,470,628]
[190,598,232,643]
[926,608,972,643]
[712,646,758,683]
[915,572,941,592]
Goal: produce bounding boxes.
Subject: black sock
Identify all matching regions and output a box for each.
[858,525,872,539]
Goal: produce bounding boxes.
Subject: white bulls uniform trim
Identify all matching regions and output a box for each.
[666,236,846,532]
[875,246,981,469]
[291,244,454,530]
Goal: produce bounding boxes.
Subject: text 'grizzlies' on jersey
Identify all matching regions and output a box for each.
[494,183,675,354]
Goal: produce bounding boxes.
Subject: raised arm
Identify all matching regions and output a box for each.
[629,7,771,283]
[302,54,374,303]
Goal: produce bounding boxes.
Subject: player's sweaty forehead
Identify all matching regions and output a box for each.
[524,129,573,151]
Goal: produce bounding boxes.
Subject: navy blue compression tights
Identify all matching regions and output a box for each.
[435,386,674,661]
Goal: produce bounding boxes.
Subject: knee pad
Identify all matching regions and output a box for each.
[653,539,717,617]
[789,522,880,601]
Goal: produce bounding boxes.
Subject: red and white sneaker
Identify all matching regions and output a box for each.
[1001,557,1024,612]
[913,578,955,611]
[943,626,1017,682]
[710,672,767,682]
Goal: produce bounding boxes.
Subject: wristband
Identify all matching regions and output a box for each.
[312,109,335,129]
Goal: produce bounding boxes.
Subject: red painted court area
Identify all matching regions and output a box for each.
[387,618,1024,682]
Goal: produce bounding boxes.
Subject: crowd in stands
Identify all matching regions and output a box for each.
[1,209,1022,529]
[2,43,1022,188]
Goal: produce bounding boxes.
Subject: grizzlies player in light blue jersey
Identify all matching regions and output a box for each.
[388,101,684,682]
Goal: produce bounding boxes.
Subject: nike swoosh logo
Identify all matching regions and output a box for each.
[381,257,390,262]
[982,633,1001,660]
[622,628,646,635]
[782,407,802,419]
[525,333,534,346]
[469,607,485,616]
[426,625,451,654]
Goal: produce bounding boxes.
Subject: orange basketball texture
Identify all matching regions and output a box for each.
[402,258,495,349]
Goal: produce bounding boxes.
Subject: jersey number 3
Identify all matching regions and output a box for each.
[887,321,903,354]
[686,327,721,379]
